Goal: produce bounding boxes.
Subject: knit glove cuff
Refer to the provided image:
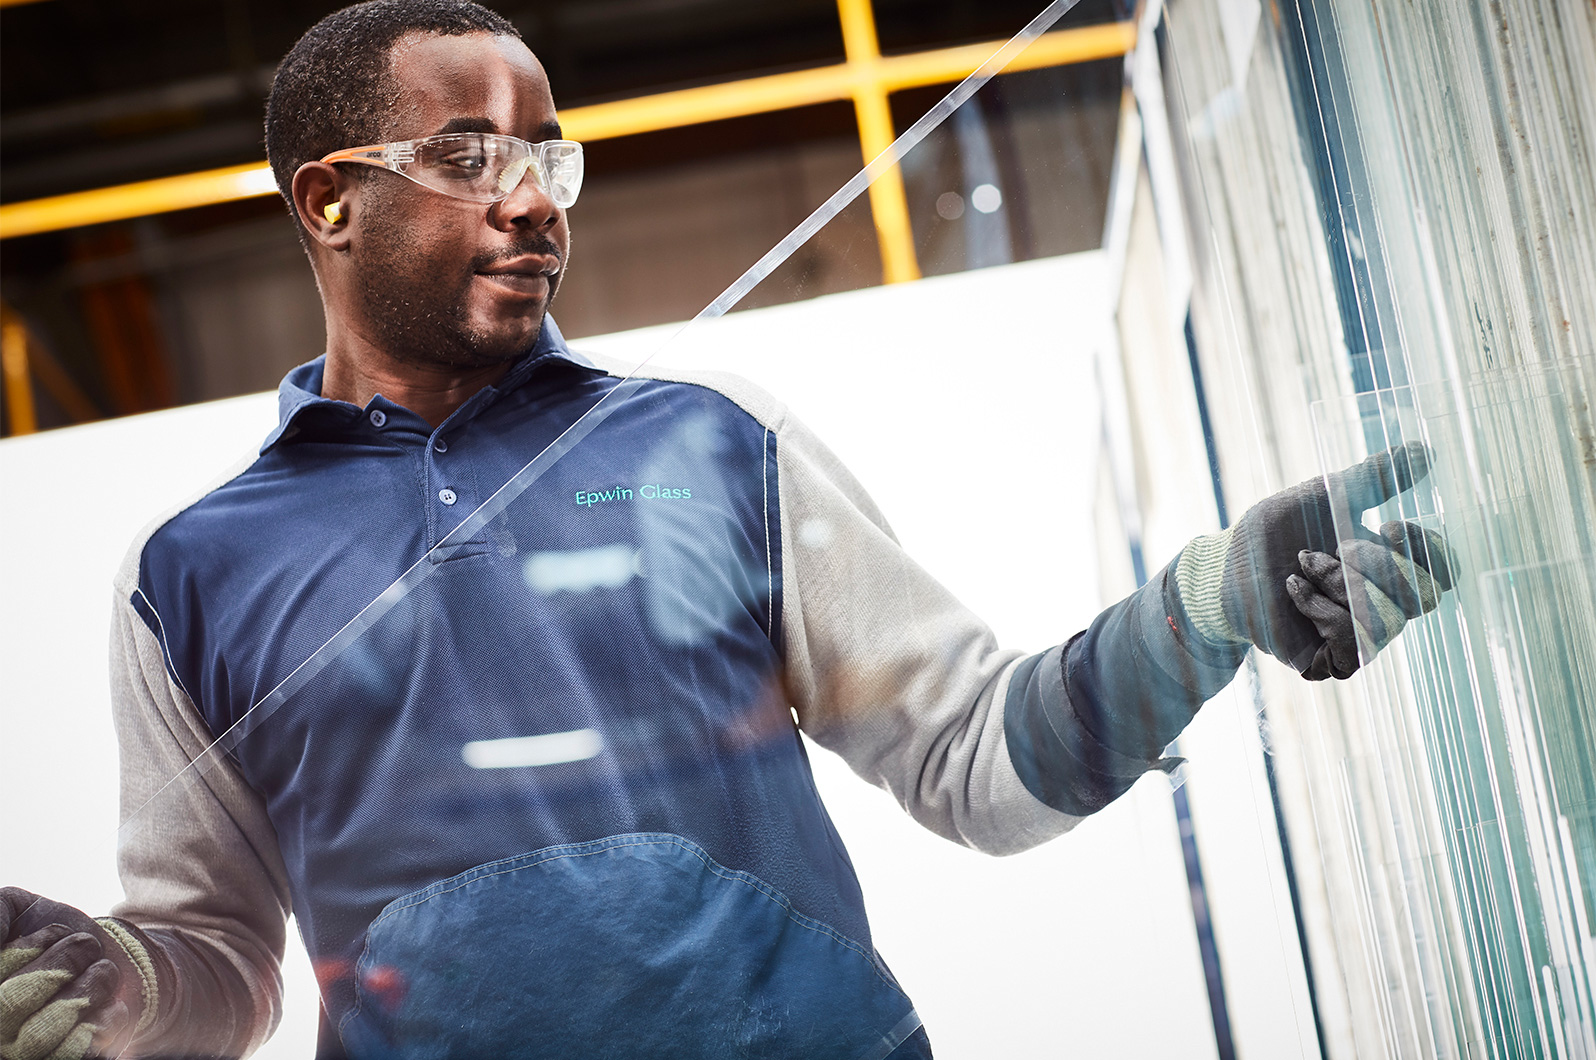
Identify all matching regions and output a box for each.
[94,919,159,1035]
[1174,527,1248,647]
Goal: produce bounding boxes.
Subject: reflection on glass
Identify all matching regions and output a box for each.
[896,61,1122,276]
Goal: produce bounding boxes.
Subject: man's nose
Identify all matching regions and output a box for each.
[490,161,559,230]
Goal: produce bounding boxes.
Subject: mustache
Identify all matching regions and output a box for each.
[474,238,564,273]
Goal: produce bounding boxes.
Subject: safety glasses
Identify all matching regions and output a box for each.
[321,132,584,208]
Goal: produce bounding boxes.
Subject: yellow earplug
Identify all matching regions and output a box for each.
[324,202,344,224]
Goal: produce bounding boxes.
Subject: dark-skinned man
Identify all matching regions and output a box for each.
[0,2,1454,1057]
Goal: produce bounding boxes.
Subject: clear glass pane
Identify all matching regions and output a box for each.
[1307,364,1596,1058]
[1158,0,1596,1048]
[112,5,1214,1055]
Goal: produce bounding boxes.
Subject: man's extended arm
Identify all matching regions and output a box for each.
[1005,442,1453,816]
[773,406,1090,853]
[776,411,1450,841]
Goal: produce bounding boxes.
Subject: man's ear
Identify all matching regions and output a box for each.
[293,162,353,250]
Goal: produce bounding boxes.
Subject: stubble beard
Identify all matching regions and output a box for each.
[353,223,565,371]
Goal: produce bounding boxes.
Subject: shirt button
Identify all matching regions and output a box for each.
[433,438,448,453]
[368,409,387,428]
[438,488,458,506]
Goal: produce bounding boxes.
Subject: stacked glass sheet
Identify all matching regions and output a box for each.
[1160,0,1596,1055]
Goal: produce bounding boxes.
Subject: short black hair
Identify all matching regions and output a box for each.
[265,0,521,236]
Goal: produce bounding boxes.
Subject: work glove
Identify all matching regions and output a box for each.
[0,888,161,1060]
[1288,519,1455,679]
[1172,442,1455,680]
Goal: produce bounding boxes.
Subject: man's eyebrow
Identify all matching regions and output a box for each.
[434,117,499,135]
[430,118,566,140]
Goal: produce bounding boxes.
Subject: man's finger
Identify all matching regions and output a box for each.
[1379,520,1457,591]
[1334,544,1432,653]
[0,889,48,947]
[3,931,103,985]
[60,957,121,1014]
[0,925,77,981]
[0,933,111,1060]
[1287,574,1360,678]
[1301,643,1337,681]
[1297,550,1349,607]
[3,961,122,1060]
[1327,441,1431,514]
[1340,538,1442,619]
[52,957,124,1058]
[85,998,132,1054]
[1284,578,1337,682]
[7,995,95,1060]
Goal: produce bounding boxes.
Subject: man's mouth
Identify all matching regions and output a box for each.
[476,255,560,296]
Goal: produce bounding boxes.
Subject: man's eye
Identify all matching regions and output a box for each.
[437,152,488,173]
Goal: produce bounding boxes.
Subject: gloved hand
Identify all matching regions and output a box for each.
[1173,442,1455,680]
[1288,519,1455,679]
[0,888,159,1060]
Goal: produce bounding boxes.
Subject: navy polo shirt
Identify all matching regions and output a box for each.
[131,319,921,1049]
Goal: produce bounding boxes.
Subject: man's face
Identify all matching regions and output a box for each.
[348,32,570,369]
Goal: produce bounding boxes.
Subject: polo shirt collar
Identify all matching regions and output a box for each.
[261,315,591,453]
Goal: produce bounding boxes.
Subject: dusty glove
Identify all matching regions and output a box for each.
[1173,442,1451,679]
[1287,519,1455,679]
[0,888,160,1060]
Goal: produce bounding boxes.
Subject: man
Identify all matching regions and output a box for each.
[0,2,1453,1057]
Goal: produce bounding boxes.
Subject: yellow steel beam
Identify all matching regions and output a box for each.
[564,64,858,142]
[0,163,279,240]
[0,20,1134,241]
[837,0,919,284]
[879,20,1134,90]
[2,309,39,435]
[852,87,917,284]
[554,21,1134,141]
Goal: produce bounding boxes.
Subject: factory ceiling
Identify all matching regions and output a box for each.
[0,0,1122,204]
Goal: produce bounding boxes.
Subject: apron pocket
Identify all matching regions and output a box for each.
[338,833,920,1060]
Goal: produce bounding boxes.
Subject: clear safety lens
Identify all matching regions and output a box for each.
[405,134,583,208]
